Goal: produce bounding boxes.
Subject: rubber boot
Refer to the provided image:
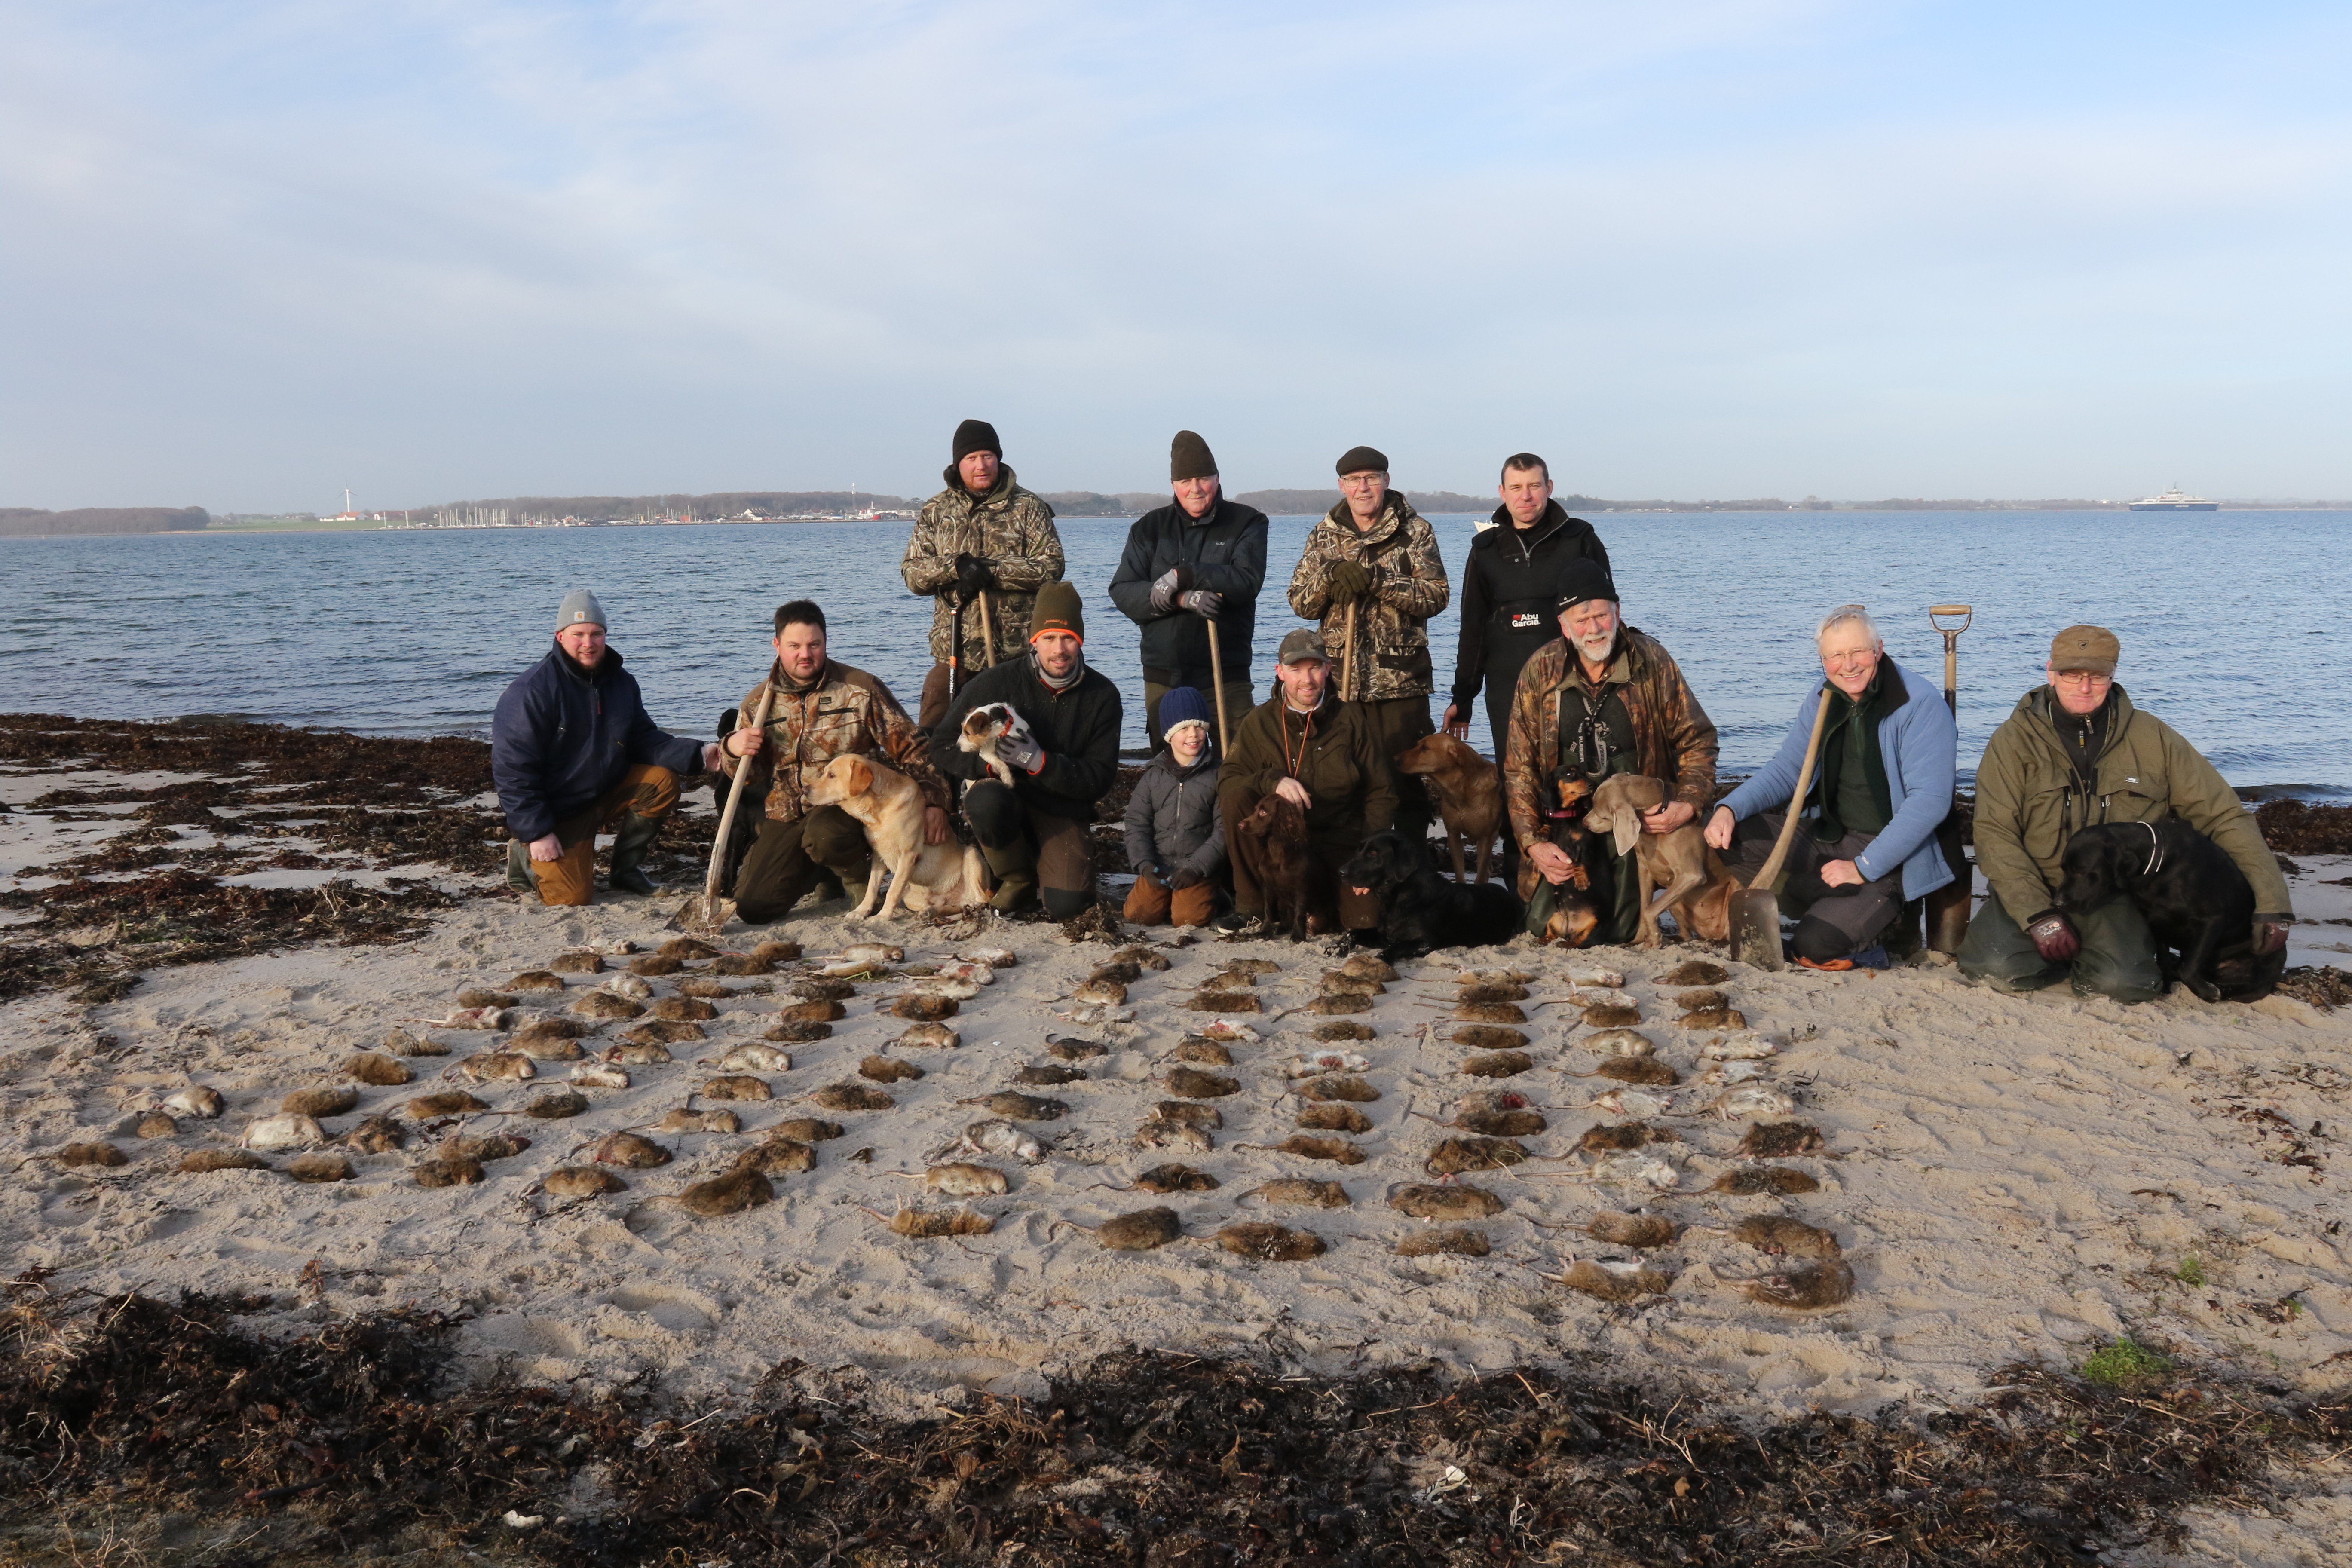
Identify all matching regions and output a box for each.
[607,812,663,896]
[980,838,1040,914]
[506,839,537,895]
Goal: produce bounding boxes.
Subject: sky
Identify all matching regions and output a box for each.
[4,0,2349,512]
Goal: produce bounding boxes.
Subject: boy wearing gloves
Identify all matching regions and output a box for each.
[1122,686,1227,927]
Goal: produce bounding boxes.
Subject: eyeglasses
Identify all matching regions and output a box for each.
[2051,669,2112,687]
[1338,474,1386,488]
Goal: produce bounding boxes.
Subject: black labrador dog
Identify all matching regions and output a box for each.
[2057,821,2283,1002]
[1340,829,1525,963]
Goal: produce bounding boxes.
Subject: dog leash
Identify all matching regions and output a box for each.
[2140,820,2165,879]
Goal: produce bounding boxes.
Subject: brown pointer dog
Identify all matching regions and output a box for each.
[805,755,991,921]
[1233,793,1313,942]
[1393,732,1505,885]
[1539,775,1601,946]
[1584,774,1737,948]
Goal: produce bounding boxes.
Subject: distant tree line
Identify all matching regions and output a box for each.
[0,506,208,537]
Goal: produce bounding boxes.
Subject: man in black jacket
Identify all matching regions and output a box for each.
[1107,429,1267,749]
[1445,452,1611,764]
[930,581,1123,918]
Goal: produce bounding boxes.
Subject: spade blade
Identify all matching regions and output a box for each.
[1728,887,1784,972]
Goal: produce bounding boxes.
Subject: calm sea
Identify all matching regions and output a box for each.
[5,510,2346,789]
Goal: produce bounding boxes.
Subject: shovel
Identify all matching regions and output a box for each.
[1727,687,1834,971]
[677,682,776,936]
[1205,606,1233,756]
[1924,604,1974,953]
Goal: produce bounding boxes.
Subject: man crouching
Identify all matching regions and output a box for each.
[717,599,950,923]
[493,590,722,905]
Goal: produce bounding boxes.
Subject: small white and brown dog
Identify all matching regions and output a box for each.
[956,701,1034,787]
[805,754,991,921]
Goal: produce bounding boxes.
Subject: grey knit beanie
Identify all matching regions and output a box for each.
[556,589,607,631]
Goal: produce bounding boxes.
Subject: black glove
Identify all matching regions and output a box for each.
[2254,916,2292,956]
[2025,909,2081,963]
[1325,560,1373,603]
[1179,589,1223,619]
[953,552,993,602]
[1170,866,1206,891]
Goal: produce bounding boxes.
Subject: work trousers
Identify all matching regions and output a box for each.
[964,781,1096,919]
[1720,815,1903,962]
[1959,894,2166,1004]
[1123,867,1222,928]
[531,765,680,907]
[733,805,873,924]
[1143,678,1258,752]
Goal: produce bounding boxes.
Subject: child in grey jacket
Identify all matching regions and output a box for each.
[1122,686,1227,927]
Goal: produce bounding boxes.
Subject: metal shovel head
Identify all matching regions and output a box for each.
[675,894,734,938]
[1728,887,1785,971]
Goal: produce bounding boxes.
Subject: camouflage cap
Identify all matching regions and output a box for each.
[1277,628,1329,665]
[2049,625,2119,677]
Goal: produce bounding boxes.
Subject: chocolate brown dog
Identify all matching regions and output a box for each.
[1393,732,1505,885]
[1585,774,1737,947]
[1234,793,1313,942]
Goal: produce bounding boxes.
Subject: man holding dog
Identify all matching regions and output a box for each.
[1288,445,1450,843]
[901,418,1068,729]
[1215,628,1399,937]
[1703,606,1957,968]
[930,581,1122,919]
[716,600,949,925]
[1107,430,1268,749]
[493,590,722,906]
[1959,625,2292,1002]
[1503,560,1717,943]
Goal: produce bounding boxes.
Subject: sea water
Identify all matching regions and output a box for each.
[4,510,2346,788]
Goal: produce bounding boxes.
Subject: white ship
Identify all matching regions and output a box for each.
[2128,484,2218,512]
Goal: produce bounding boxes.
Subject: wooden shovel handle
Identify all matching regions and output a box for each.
[978,589,998,668]
[1752,689,1834,892]
[702,684,775,897]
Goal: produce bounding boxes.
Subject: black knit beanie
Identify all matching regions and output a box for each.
[1335,444,1389,476]
[1171,430,1217,481]
[952,419,1002,462]
[1554,557,1620,612]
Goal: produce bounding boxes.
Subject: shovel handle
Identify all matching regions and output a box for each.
[1752,689,1834,893]
[978,589,998,668]
[1206,616,1232,756]
[1929,603,1970,713]
[703,684,776,898]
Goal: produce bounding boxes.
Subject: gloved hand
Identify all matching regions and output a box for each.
[1148,564,1195,613]
[1179,588,1222,619]
[2254,916,2292,956]
[998,731,1044,775]
[2025,909,2081,963]
[1325,560,1373,603]
[1170,866,1205,891]
[1133,861,1163,882]
[953,552,993,602]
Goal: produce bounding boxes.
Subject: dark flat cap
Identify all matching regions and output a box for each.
[1335,445,1389,477]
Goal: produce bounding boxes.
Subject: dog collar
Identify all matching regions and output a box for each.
[2140,820,2164,879]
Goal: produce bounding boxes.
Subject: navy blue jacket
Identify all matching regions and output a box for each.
[1106,498,1269,689]
[492,645,704,842]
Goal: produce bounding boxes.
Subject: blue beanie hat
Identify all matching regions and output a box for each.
[1158,686,1214,744]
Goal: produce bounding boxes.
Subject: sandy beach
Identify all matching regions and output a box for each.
[7,715,2352,1561]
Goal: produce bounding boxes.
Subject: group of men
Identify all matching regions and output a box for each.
[489,419,2296,1002]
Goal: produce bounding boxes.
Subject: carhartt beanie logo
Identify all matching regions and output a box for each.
[1030,581,1084,643]
[952,419,1003,462]
[1171,430,1218,482]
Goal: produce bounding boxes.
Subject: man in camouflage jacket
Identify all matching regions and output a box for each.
[717,600,950,923]
[1504,560,1718,941]
[900,418,1066,728]
[1285,444,1451,840]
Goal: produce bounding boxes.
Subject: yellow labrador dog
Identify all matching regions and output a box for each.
[806,755,991,921]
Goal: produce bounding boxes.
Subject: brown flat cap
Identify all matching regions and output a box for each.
[2049,625,2119,676]
[1277,628,1329,665]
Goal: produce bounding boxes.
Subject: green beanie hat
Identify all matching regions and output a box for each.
[1030,581,1084,643]
[1170,430,1217,482]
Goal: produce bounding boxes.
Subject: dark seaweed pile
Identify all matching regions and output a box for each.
[2257,798,2352,857]
[2,1285,2344,1568]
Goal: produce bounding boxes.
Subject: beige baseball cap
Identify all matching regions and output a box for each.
[2049,625,2119,677]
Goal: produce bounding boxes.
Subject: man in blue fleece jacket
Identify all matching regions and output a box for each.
[492,589,720,905]
[1703,603,1957,968]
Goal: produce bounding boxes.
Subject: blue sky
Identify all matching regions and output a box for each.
[4,1,2348,510]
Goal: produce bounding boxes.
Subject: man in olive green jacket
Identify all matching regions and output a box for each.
[1961,625,2293,1002]
[1215,628,1399,935]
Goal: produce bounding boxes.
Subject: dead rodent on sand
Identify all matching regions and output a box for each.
[1592,1057,1679,1086]
[895,1023,961,1049]
[789,977,858,1001]
[455,987,518,1010]
[1561,1258,1674,1301]
[780,999,847,1024]
[525,1089,590,1119]
[1740,1258,1856,1309]
[881,1205,995,1238]
[134,1112,176,1139]
[653,1108,740,1134]
[1296,1073,1378,1102]
[507,971,566,992]
[1674,988,1729,1011]
[344,1051,412,1086]
[860,1056,924,1084]
[1452,1000,1527,1024]
[1454,982,1527,1003]
[963,1091,1069,1121]
[1388,1182,1504,1219]
[1107,944,1171,971]
[1298,1103,1373,1133]
[1083,1207,1182,1251]
[1461,1050,1533,1078]
[1452,1025,1528,1050]
[1583,1004,1642,1028]
[1577,1122,1679,1153]
[647,997,717,1022]
[1658,959,1728,986]
[514,1015,594,1042]
[1714,1166,1821,1194]
[675,977,741,999]
[1340,954,1396,981]
[896,1162,1009,1197]
[808,1083,894,1113]
[1588,1211,1675,1247]
[163,1086,225,1119]
[1244,1177,1351,1208]
[1311,994,1372,1015]
[282,1085,358,1118]
[53,1142,128,1167]
[1261,1134,1365,1165]
[588,1130,671,1167]
[706,952,776,976]
[708,1042,793,1072]
[1216,1222,1325,1260]
[458,1051,535,1083]
[1166,1067,1240,1099]
[1733,1215,1843,1258]
[1311,1020,1376,1042]
[1679,1008,1747,1030]
[1585,1028,1656,1058]
[888,994,958,1021]
[287,1151,354,1183]
[660,937,720,959]
[604,1041,672,1065]
[1152,1101,1222,1129]
[699,1074,773,1102]
[572,992,643,1020]
[514,1035,586,1061]
[1089,958,1144,984]
[548,951,605,974]
[542,1166,627,1197]
[1135,1121,1213,1153]
[181,1149,269,1173]
[380,1029,448,1058]
[766,1020,833,1043]
[773,1117,843,1142]
[1424,1136,1525,1174]
[1397,1228,1489,1257]
[1135,1163,1217,1193]
[1045,1035,1105,1061]
[1320,971,1386,997]
[1452,1106,1545,1136]
[415,1157,485,1188]
[677,1167,775,1216]
[441,1131,529,1162]
[1189,989,1261,1013]
[627,954,683,977]
[1173,1038,1233,1065]
[734,1139,816,1175]
[344,1115,406,1152]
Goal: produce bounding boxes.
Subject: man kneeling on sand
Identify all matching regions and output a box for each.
[1704,604,1957,969]
[1214,629,1397,937]
[1961,624,2292,1002]
[493,590,723,906]
[717,599,950,924]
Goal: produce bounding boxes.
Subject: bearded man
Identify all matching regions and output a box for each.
[1501,560,1718,943]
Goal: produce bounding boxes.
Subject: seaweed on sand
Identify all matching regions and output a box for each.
[0,1287,2343,1566]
